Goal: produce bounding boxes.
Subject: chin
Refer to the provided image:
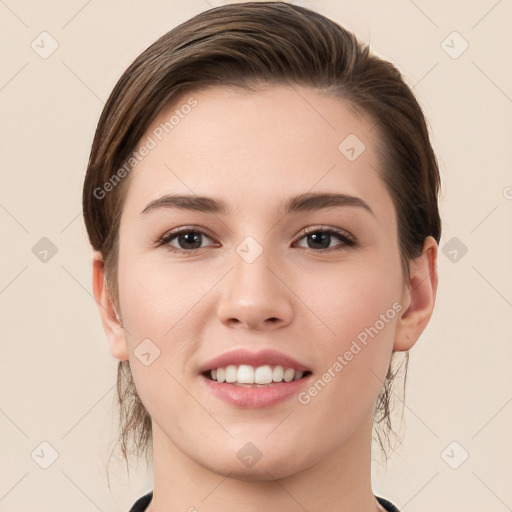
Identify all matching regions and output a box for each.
[210,461,299,482]
[200,444,311,482]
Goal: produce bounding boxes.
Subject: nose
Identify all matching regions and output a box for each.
[216,244,294,331]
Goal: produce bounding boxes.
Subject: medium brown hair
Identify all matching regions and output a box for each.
[82,1,441,472]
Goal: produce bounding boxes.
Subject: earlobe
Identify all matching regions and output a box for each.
[393,236,439,352]
[91,251,129,361]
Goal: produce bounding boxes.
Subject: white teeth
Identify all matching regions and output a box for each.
[238,364,255,384]
[208,364,306,385]
[283,368,296,382]
[272,365,284,382]
[225,365,238,383]
[255,365,273,384]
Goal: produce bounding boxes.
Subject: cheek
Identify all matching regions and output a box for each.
[117,255,204,424]
[117,252,211,397]
[295,265,401,435]
[118,250,208,340]
[309,257,402,343]
[303,257,402,404]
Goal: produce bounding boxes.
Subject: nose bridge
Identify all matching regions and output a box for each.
[234,234,276,292]
[217,234,293,329]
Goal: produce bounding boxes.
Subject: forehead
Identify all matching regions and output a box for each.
[121,84,393,224]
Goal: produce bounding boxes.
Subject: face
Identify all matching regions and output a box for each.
[110,85,412,479]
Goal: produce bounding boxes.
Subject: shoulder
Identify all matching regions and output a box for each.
[375,495,402,512]
[129,490,153,512]
[129,491,400,512]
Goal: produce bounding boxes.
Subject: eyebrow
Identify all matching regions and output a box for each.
[140,192,375,217]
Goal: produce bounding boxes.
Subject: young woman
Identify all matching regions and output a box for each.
[82,2,441,511]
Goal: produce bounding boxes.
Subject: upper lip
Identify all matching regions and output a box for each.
[198,348,311,374]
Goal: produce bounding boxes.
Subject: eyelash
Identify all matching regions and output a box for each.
[155,225,357,254]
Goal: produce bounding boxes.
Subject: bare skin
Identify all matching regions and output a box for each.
[93,85,438,512]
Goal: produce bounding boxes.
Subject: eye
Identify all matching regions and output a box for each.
[155,225,357,254]
[155,227,216,252]
[294,226,356,252]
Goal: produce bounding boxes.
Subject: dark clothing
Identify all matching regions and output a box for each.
[129,490,402,511]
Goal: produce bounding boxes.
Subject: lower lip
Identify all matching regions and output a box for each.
[199,373,313,408]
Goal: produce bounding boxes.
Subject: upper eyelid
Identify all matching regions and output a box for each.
[300,225,353,238]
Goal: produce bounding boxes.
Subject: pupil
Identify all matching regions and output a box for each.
[309,232,329,249]
[180,232,201,249]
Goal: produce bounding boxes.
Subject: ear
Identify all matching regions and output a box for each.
[394,236,439,352]
[91,251,129,361]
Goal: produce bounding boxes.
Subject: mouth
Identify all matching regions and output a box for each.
[199,366,314,408]
[197,349,313,403]
[201,366,313,387]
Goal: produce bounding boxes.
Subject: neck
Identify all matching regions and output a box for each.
[147,409,384,512]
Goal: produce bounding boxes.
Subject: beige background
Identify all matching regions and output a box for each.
[1,0,511,511]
